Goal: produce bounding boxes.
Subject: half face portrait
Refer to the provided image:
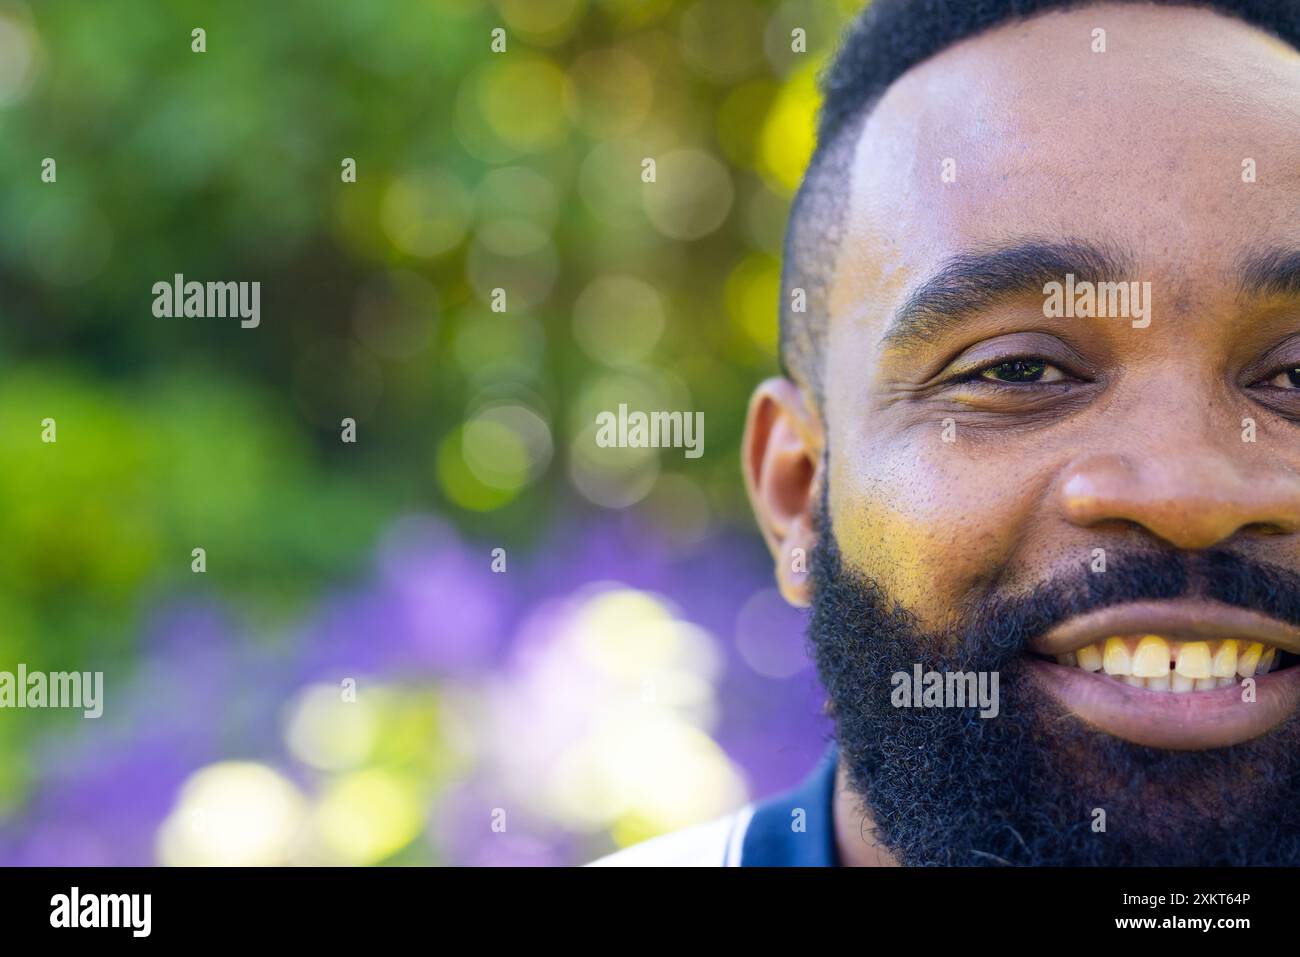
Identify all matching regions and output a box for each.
[739,0,1300,866]
[11,0,1300,902]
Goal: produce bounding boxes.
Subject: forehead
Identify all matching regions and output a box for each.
[829,3,1300,336]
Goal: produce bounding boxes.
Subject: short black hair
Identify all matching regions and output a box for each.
[780,0,1300,400]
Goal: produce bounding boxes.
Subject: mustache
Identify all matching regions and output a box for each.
[810,507,1300,671]
[947,549,1300,667]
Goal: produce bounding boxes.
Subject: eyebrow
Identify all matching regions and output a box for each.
[1239,246,1300,298]
[881,239,1134,350]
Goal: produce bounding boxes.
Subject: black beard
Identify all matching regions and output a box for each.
[809,493,1300,865]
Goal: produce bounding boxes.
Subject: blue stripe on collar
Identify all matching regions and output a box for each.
[740,746,839,866]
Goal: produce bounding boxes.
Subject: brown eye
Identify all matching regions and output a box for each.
[1265,367,1300,389]
[978,359,1065,384]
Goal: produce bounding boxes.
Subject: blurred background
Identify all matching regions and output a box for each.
[0,0,855,865]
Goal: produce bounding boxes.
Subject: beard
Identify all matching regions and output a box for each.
[809,491,1300,865]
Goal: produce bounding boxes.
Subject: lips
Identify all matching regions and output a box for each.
[1024,599,1300,749]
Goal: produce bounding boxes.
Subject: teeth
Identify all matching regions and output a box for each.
[1146,672,1171,691]
[1238,642,1264,676]
[1076,643,1103,672]
[1174,641,1212,679]
[1050,636,1283,691]
[1103,637,1134,676]
[1211,640,1238,678]
[1133,635,1171,677]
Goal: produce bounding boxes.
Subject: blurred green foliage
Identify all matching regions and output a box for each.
[0,0,856,806]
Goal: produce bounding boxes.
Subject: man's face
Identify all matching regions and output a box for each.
[745,4,1300,863]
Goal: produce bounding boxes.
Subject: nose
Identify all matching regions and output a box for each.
[1057,443,1300,551]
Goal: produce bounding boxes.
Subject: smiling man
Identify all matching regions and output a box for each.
[593,0,1300,866]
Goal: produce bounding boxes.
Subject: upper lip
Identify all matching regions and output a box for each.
[1030,598,1300,657]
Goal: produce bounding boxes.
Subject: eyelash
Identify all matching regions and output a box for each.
[956,356,1070,386]
[955,357,1300,389]
[1261,364,1300,389]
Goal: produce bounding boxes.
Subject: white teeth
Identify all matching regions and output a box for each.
[1076,644,1103,672]
[1051,637,1282,691]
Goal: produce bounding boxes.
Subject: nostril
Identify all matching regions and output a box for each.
[1080,517,1148,537]
[1240,521,1292,537]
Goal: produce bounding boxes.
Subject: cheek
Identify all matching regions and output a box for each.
[827,430,1040,623]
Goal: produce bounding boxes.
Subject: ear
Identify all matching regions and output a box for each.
[742,377,824,607]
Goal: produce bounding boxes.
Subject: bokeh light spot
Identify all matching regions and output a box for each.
[572,274,665,366]
[0,10,40,107]
[642,148,734,240]
[284,684,380,772]
[725,252,781,354]
[759,63,820,194]
[157,763,307,866]
[380,168,473,258]
[315,769,424,864]
[568,46,653,136]
[480,56,572,153]
[735,588,810,678]
[436,426,521,511]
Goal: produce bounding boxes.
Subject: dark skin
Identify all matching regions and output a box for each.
[743,5,1300,866]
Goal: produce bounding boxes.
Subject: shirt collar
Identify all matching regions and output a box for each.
[740,746,839,866]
